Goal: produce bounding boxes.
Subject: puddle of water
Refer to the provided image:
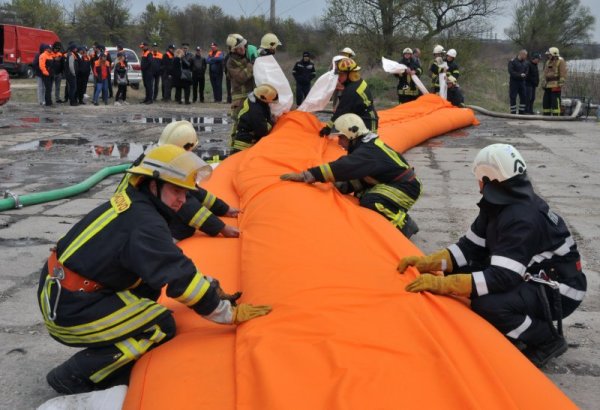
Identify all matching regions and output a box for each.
[9,137,90,151]
[19,117,56,124]
[89,142,230,162]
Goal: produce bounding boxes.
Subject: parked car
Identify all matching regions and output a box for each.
[89,47,142,89]
[0,68,11,105]
[0,24,60,78]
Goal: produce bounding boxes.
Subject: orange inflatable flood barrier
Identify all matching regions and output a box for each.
[123,95,575,409]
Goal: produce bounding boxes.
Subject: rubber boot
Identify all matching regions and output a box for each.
[46,359,95,395]
[522,335,568,367]
[400,214,419,238]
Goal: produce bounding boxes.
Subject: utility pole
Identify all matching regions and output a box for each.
[270,0,275,28]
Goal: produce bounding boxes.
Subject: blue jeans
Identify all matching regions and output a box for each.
[93,79,109,104]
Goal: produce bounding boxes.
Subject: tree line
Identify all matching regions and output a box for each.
[0,0,595,63]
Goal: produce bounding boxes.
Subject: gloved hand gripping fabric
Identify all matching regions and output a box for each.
[397,249,453,274]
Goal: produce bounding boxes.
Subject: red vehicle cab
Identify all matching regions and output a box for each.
[0,68,10,105]
[0,24,60,77]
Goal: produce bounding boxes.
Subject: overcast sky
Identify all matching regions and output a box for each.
[71,0,600,42]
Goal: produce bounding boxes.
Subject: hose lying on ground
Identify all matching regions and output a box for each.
[0,163,131,211]
[467,99,582,121]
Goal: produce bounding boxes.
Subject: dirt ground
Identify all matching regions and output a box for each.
[0,80,599,409]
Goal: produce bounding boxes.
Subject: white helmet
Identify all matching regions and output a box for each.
[158,120,199,150]
[260,33,282,50]
[226,33,246,49]
[472,144,527,183]
[548,47,560,57]
[340,47,355,57]
[433,45,445,54]
[446,49,457,58]
[333,113,369,140]
[403,48,413,54]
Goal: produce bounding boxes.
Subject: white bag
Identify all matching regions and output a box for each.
[253,55,293,118]
[297,70,339,113]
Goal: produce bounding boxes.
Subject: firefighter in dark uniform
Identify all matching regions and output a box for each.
[282,113,421,238]
[445,49,460,82]
[430,44,446,94]
[292,51,316,106]
[39,144,270,395]
[396,48,422,104]
[525,52,541,114]
[319,58,378,137]
[115,121,241,239]
[399,143,587,368]
[140,42,154,104]
[151,43,163,102]
[231,84,278,153]
[508,49,529,114]
[76,47,91,105]
[257,33,282,57]
[161,45,175,101]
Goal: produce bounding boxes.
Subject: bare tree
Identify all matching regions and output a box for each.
[325,0,502,58]
[505,0,595,54]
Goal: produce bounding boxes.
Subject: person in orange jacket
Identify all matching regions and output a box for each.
[92,52,110,105]
[38,45,55,107]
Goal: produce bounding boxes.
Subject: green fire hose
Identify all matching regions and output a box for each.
[0,163,131,211]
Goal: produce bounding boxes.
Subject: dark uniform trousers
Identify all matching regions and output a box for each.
[509,80,527,114]
[143,71,154,102]
[472,274,586,345]
[295,82,311,106]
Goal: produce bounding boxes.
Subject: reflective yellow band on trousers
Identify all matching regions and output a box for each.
[90,324,168,383]
[367,184,417,210]
[375,203,408,228]
[39,285,168,345]
[232,139,254,151]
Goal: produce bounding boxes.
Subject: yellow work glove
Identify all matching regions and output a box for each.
[397,249,453,274]
[232,303,272,324]
[405,273,472,297]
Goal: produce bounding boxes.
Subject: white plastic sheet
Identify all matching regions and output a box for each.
[297,70,339,113]
[438,71,447,100]
[253,55,293,118]
[381,57,429,95]
[37,385,127,410]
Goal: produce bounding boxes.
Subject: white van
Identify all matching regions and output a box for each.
[89,47,142,89]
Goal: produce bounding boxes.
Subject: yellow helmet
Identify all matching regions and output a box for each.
[127,144,212,190]
[403,48,413,55]
[226,33,246,49]
[254,83,278,103]
[158,120,199,150]
[260,33,282,50]
[332,113,369,140]
[548,47,560,57]
[337,58,360,73]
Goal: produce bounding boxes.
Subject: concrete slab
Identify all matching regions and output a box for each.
[0,285,44,327]
[41,198,105,217]
[0,216,78,241]
[0,245,51,279]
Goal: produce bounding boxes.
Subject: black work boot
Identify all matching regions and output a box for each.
[46,360,95,395]
[400,214,419,238]
[522,336,568,368]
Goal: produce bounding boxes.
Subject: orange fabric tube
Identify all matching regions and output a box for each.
[123,96,574,410]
